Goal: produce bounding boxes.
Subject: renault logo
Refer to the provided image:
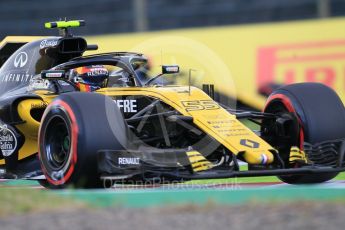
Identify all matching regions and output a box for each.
[14,52,28,68]
[240,139,260,148]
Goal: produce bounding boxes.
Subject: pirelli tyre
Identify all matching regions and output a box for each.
[38,92,128,188]
[264,83,345,184]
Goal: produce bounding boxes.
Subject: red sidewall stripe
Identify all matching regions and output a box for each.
[39,99,79,186]
[265,94,305,150]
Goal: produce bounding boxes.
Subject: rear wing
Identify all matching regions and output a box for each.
[0,36,41,67]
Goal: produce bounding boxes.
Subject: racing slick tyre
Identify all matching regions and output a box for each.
[264,83,345,184]
[38,92,128,188]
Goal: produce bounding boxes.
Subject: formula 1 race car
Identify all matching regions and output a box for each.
[0,20,345,188]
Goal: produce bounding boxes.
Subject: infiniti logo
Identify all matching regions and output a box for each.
[14,52,28,68]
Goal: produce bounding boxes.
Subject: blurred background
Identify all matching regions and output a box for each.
[0,0,343,38]
[1,0,345,109]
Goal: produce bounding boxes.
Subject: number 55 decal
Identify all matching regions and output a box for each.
[181,100,220,112]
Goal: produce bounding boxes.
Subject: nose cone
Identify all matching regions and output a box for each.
[242,150,274,165]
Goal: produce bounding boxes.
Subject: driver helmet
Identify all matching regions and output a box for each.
[71,65,109,92]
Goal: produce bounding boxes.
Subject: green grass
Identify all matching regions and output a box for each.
[184,173,345,185]
[335,172,345,180]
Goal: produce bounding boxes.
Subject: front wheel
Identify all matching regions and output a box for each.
[264,83,345,184]
[38,92,128,188]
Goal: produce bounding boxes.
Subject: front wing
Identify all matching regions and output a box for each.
[97,144,345,182]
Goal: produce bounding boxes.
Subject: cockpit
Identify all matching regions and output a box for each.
[27,53,178,94]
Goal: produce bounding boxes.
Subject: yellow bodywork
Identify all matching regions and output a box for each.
[1,86,275,166]
[98,86,275,164]
[186,150,214,172]
[0,91,55,165]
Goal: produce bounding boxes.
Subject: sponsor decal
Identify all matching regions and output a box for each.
[257,40,345,90]
[240,139,260,148]
[207,120,235,124]
[118,157,140,165]
[114,99,137,113]
[260,154,268,164]
[29,78,50,89]
[0,125,17,157]
[45,72,64,78]
[86,67,108,77]
[31,101,48,109]
[162,65,179,74]
[40,39,59,49]
[0,73,34,83]
[13,52,28,68]
[181,100,220,112]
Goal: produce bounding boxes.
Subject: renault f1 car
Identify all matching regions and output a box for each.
[0,20,345,188]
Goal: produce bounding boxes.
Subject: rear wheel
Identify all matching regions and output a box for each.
[38,92,128,188]
[264,83,345,184]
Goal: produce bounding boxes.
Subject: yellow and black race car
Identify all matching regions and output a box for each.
[1,20,345,188]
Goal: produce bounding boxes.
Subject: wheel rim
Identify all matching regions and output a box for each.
[44,115,71,171]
